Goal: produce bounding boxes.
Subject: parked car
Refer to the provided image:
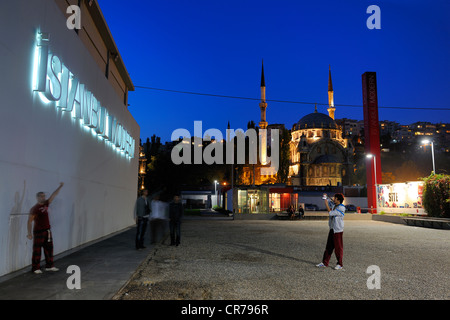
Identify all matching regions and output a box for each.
[304,204,319,211]
[345,204,357,212]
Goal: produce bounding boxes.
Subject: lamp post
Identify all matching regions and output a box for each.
[422,139,435,175]
[366,154,378,213]
[214,180,219,207]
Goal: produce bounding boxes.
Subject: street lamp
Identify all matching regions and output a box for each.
[214,180,219,207]
[366,154,378,213]
[421,139,435,175]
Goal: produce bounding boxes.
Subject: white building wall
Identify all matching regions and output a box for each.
[0,0,139,276]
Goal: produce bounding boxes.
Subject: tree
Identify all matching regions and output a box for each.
[350,160,366,186]
[276,128,291,183]
[145,136,229,198]
[382,172,396,184]
[394,160,424,182]
[422,174,450,218]
[380,133,392,149]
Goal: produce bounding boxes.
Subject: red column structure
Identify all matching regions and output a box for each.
[362,72,382,213]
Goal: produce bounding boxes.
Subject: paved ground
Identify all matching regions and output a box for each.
[0,218,448,300]
[114,218,450,300]
[0,226,152,300]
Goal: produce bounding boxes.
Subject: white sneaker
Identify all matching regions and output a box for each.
[33,269,43,274]
[316,262,327,268]
[334,264,343,270]
[45,267,59,272]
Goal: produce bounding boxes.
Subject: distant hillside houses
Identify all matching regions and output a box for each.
[335,119,450,152]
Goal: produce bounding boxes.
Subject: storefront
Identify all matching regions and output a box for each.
[0,0,139,276]
[268,187,298,212]
[229,185,301,214]
[233,187,270,214]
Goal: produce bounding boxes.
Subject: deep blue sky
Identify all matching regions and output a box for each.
[97,0,450,143]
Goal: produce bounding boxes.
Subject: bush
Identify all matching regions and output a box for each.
[184,208,201,215]
[422,174,450,218]
[212,206,232,214]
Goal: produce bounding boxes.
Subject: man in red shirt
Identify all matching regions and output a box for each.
[27,182,64,274]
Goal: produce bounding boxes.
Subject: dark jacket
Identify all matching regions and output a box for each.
[135,196,150,218]
[169,201,183,221]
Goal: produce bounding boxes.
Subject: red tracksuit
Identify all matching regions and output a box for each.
[30,200,54,271]
[322,229,343,267]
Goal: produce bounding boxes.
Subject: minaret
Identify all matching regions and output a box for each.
[259,60,268,129]
[327,65,335,120]
[259,60,268,165]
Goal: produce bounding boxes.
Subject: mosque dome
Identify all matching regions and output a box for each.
[294,111,338,130]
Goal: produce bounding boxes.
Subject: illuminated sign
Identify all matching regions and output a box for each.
[388,193,398,202]
[32,32,135,159]
[378,182,424,209]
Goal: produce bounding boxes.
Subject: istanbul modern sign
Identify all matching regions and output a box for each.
[32,32,135,159]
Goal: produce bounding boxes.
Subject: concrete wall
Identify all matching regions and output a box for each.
[234,213,278,220]
[372,214,406,225]
[0,0,139,276]
[378,208,426,215]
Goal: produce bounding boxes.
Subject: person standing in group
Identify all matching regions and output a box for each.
[316,193,346,270]
[150,193,168,244]
[27,182,64,274]
[134,189,150,250]
[169,194,183,246]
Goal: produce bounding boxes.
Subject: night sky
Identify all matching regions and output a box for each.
[97,0,450,143]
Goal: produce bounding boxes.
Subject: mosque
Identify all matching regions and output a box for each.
[241,62,354,187]
[288,66,354,186]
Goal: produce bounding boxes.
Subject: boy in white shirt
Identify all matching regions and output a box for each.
[316,193,346,270]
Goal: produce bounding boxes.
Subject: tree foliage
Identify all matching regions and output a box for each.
[276,128,291,184]
[422,173,450,218]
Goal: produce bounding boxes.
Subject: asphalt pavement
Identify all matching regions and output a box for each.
[115,218,450,300]
[0,217,448,300]
[0,226,151,300]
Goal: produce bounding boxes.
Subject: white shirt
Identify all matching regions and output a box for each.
[328,203,345,233]
[150,200,169,220]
